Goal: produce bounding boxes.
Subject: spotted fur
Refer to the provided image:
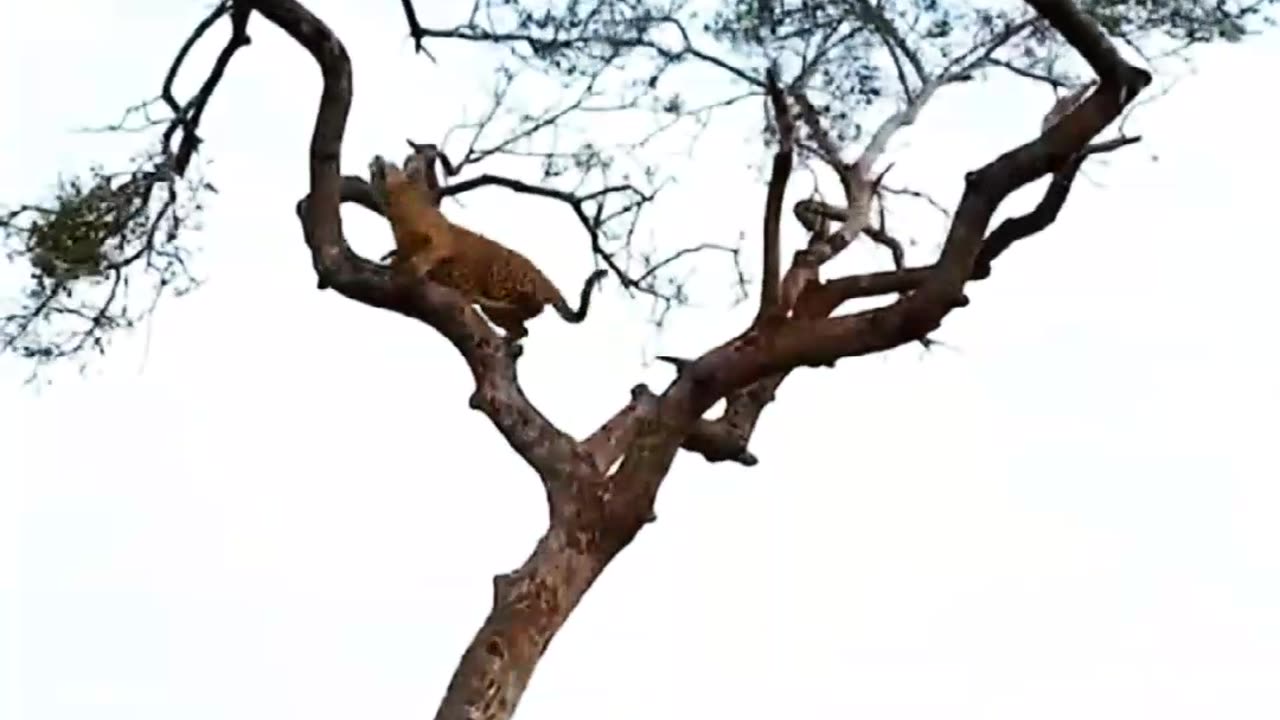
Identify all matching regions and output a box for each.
[368,154,606,341]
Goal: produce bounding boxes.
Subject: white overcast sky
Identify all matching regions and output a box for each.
[2,1,1279,718]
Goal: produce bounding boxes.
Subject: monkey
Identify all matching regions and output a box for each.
[367,154,607,343]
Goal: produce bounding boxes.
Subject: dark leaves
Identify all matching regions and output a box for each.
[1,152,208,381]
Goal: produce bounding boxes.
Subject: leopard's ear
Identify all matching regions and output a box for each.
[403,152,431,186]
[374,156,408,184]
[368,155,392,208]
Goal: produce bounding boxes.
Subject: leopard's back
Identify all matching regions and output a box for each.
[431,224,562,316]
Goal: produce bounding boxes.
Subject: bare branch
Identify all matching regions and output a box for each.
[984,57,1072,88]
[161,0,252,176]
[879,182,952,221]
[438,172,647,288]
[403,9,766,89]
[440,63,621,174]
[852,0,929,90]
[383,48,758,324]
[397,0,437,61]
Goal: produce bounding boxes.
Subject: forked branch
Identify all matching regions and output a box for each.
[805,134,1141,308]
[246,5,749,720]
[251,0,582,491]
[629,2,1151,473]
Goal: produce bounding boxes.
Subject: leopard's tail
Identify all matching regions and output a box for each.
[551,269,607,323]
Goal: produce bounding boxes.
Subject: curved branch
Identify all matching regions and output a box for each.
[251,0,580,483]
[705,37,1150,400]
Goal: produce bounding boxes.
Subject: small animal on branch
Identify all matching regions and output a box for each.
[367,154,607,344]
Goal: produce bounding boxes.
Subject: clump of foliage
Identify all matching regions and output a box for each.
[1,0,246,379]
[1,150,209,376]
[24,166,150,283]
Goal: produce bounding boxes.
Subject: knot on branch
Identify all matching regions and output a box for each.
[655,354,693,375]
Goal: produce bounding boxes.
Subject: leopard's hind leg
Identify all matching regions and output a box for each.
[475,297,520,313]
[477,304,530,358]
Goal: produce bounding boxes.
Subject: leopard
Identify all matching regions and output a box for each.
[367,154,607,343]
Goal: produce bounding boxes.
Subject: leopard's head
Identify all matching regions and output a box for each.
[369,155,413,210]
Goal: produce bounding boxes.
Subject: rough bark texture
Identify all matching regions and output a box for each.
[238,0,1153,717]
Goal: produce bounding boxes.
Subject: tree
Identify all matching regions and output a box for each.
[1,0,1272,717]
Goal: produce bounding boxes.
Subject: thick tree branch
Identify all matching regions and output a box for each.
[622,2,1152,486]
[755,68,793,325]
[251,0,590,490]
[1042,79,1098,132]
[586,389,763,469]
[1023,0,1137,87]
[582,384,660,472]
[244,5,691,720]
